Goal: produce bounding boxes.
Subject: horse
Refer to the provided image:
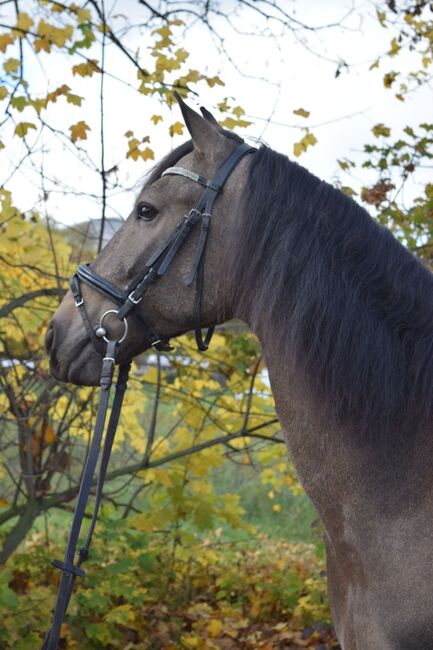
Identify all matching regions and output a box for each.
[45,94,433,649]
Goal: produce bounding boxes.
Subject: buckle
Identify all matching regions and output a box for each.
[127,291,142,305]
[74,297,84,307]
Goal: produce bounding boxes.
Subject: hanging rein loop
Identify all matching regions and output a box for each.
[42,335,131,650]
[42,142,255,650]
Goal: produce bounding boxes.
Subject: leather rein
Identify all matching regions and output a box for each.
[42,142,255,649]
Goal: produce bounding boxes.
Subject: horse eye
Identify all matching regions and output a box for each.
[137,202,158,221]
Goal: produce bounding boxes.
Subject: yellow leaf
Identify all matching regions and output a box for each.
[151,114,163,125]
[72,59,100,77]
[0,497,9,508]
[388,37,401,57]
[341,186,356,197]
[66,93,82,106]
[180,635,200,649]
[376,9,386,27]
[42,423,56,445]
[169,121,184,136]
[293,142,304,157]
[141,146,154,161]
[15,122,36,138]
[77,8,92,23]
[304,132,317,146]
[69,120,91,142]
[175,47,188,63]
[0,86,8,100]
[0,33,15,53]
[293,130,317,157]
[293,108,310,118]
[37,20,73,47]
[207,619,223,637]
[273,503,281,512]
[220,116,252,130]
[383,71,398,88]
[232,105,245,118]
[15,12,34,35]
[47,83,70,103]
[3,58,20,74]
[206,75,224,88]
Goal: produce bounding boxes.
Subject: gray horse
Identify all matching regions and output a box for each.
[46,95,433,649]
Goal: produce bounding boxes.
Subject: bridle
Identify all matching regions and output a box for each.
[42,141,255,649]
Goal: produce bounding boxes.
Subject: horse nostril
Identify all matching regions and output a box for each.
[45,325,54,355]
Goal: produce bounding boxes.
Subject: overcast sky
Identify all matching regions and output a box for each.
[2,0,431,226]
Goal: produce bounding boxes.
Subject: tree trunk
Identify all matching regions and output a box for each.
[0,502,40,565]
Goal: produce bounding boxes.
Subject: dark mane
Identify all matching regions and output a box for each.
[231,145,433,441]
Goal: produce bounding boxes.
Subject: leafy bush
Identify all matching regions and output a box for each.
[0,514,337,649]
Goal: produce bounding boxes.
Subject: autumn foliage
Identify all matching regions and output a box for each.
[1,1,433,648]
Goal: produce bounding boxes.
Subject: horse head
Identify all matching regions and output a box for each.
[45,95,253,385]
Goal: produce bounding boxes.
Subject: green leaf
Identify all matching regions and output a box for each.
[11,96,27,111]
[372,123,391,138]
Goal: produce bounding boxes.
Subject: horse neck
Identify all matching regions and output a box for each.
[258,335,433,531]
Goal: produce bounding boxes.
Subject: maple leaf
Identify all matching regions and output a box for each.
[169,121,184,136]
[3,58,20,74]
[72,59,100,77]
[0,33,15,53]
[14,12,34,36]
[69,120,91,142]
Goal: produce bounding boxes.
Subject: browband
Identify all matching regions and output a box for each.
[162,166,220,192]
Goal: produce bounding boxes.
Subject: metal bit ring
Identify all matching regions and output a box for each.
[98,309,128,344]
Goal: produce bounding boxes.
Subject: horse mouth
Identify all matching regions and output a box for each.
[47,336,102,386]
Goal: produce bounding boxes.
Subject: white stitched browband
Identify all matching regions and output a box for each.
[161,166,219,191]
[162,166,200,183]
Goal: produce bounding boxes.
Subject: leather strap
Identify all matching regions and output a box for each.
[42,347,131,650]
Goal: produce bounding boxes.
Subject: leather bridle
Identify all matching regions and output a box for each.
[42,141,255,649]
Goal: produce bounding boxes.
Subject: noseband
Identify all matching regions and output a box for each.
[42,141,255,649]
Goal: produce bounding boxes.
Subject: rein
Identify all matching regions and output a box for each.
[42,142,255,649]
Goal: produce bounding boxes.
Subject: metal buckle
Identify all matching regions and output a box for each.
[99,309,128,344]
[127,291,142,305]
[74,298,84,307]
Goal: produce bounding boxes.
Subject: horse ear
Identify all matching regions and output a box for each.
[173,91,220,153]
[200,106,220,128]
